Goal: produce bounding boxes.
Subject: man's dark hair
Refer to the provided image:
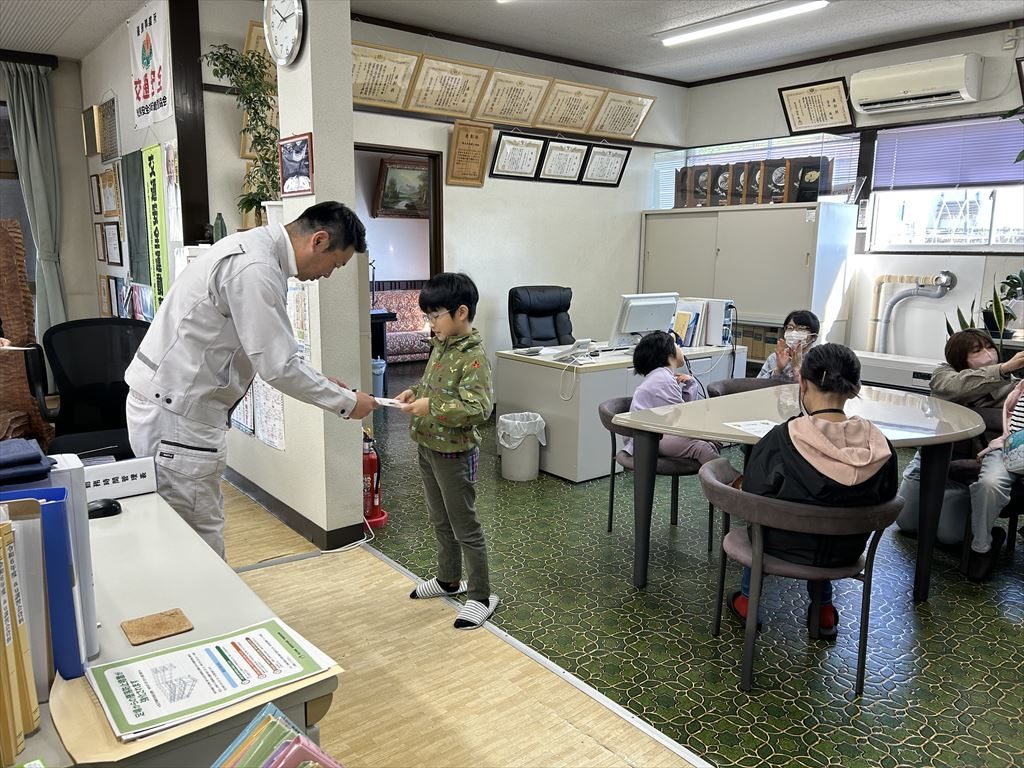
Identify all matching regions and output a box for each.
[633,331,678,376]
[800,343,861,397]
[944,328,996,372]
[292,201,367,252]
[783,309,820,335]
[419,272,480,322]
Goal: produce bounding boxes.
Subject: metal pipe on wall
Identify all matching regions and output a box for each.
[875,271,957,355]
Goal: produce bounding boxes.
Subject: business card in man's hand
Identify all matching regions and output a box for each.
[375,397,404,408]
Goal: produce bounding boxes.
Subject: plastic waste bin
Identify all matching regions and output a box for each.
[371,358,387,398]
[497,412,546,481]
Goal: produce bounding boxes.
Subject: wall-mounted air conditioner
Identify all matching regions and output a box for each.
[849,54,982,114]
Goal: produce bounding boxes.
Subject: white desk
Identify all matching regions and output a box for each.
[496,344,747,482]
[20,494,340,767]
[612,384,985,602]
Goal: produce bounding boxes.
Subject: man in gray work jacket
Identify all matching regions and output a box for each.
[125,201,378,557]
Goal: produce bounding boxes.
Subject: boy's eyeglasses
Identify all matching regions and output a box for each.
[422,309,451,324]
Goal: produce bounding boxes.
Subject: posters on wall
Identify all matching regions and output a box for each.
[127,0,174,129]
[142,144,168,309]
[287,280,311,362]
[253,377,285,451]
[231,387,255,435]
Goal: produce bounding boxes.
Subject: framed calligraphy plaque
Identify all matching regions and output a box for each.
[489,133,545,180]
[473,69,551,126]
[778,78,855,135]
[351,42,420,109]
[579,145,630,187]
[446,120,494,187]
[533,80,606,133]
[589,90,655,139]
[537,140,588,183]
[407,55,491,118]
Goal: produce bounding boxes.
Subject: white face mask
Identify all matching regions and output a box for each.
[966,348,998,369]
[784,329,811,348]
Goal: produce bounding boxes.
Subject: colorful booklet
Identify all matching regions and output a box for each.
[212,703,343,768]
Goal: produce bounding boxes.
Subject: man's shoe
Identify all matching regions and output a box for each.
[966,527,1006,582]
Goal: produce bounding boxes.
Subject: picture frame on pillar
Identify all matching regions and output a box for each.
[278,132,314,197]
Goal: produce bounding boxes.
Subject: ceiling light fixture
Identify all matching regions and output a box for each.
[657,0,829,47]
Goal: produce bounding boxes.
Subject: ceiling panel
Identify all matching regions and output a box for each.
[0,0,141,61]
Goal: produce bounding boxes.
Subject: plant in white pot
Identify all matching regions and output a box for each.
[201,43,280,226]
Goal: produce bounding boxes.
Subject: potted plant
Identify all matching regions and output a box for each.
[201,44,280,226]
[981,270,1023,339]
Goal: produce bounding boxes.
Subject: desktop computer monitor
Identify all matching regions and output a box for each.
[606,292,679,349]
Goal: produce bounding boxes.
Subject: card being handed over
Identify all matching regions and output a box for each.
[375,397,405,408]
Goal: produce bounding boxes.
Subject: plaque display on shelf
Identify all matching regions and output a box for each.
[537,140,588,183]
[778,78,855,135]
[710,165,731,207]
[446,120,493,187]
[729,162,749,205]
[406,55,491,118]
[473,69,551,126]
[787,156,833,203]
[533,80,606,133]
[588,90,655,139]
[489,132,546,179]
[687,164,711,207]
[351,42,420,109]
[579,145,630,187]
[756,159,789,204]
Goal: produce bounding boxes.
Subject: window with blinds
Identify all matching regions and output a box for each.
[868,116,1024,252]
[650,133,861,209]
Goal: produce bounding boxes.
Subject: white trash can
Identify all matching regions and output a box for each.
[371,358,387,398]
[498,412,546,481]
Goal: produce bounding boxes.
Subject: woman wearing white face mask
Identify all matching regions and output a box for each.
[757,309,820,382]
[895,329,1024,554]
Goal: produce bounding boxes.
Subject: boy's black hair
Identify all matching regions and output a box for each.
[800,343,860,397]
[292,201,367,252]
[633,331,678,376]
[783,309,820,335]
[419,272,480,322]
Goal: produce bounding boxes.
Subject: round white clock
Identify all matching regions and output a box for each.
[263,0,304,66]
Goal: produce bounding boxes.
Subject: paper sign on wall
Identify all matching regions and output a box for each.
[127,0,174,129]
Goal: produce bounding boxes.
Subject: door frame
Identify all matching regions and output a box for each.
[354,143,443,276]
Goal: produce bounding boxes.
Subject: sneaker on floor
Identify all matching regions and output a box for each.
[727,590,763,631]
[807,603,839,642]
[966,527,1006,582]
[454,595,499,630]
[410,577,467,599]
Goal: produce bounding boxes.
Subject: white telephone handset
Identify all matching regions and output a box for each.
[552,339,592,363]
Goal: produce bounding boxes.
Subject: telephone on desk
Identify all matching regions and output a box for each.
[552,339,593,363]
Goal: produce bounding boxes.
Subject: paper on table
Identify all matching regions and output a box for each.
[374,397,404,408]
[723,420,778,438]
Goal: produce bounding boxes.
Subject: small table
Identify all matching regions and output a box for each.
[370,309,398,395]
[612,384,985,603]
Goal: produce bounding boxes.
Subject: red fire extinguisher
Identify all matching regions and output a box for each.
[362,433,388,528]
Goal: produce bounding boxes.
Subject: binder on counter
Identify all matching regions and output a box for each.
[2,522,39,732]
[0,521,24,765]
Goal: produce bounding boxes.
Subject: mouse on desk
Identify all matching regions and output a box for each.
[588,349,601,357]
[88,498,122,519]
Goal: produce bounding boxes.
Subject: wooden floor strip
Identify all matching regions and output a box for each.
[223,481,319,570]
[241,547,705,768]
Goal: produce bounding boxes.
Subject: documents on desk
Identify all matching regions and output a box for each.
[86,618,334,742]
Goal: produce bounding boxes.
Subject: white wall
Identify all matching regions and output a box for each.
[354,150,429,282]
[199,0,263,235]
[685,29,1024,147]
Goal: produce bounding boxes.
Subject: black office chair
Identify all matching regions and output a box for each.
[508,286,575,348]
[24,318,149,460]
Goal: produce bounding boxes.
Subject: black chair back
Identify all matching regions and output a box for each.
[508,286,574,348]
[42,318,150,436]
[707,377,787,398]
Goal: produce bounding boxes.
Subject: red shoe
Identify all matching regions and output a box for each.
[727,590,763,630]
[807,603,839,641]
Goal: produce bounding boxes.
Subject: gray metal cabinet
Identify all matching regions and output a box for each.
[639,202,856,340]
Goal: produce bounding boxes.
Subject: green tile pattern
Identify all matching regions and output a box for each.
[371,364,1024,767]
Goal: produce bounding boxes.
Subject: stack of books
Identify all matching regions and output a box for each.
[0,518,41,767]
[213,703,342,768]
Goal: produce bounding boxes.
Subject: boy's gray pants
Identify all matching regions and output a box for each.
[417,445,490,601]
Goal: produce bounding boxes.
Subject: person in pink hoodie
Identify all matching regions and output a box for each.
[729,343,899,640]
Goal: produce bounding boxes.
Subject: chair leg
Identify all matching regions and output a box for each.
[712,512,729,637]
[741,526,764,692]
[856,571,873,698]
[670,476,679,526]
[607,454,616,533]
[707,502,714,552]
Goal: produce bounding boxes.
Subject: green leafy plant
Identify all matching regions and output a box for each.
[998,268,1024,304]
[945,298,977,337]
[201,44,280,222]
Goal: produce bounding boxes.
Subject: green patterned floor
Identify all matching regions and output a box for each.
[371,363,1024,767]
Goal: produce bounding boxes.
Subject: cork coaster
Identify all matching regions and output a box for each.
[120,608,194,646]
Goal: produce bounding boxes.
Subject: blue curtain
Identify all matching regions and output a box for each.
[0,62,67,340]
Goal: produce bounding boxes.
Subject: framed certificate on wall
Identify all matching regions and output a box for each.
[351,42,420,109]
[446,120,493,187]
[537,140,588,183]
[533,80,606,133]
[579,145,630,187]
[473,69,552,126]
[778,78,855,134]
[406,55,491,118]
[489,133,545,179]
[589,90,655,139]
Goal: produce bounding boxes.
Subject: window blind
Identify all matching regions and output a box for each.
[651,133,861,209]
[872,116,1024,190]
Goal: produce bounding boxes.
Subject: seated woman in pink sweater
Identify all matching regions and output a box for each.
[623,331,720,464]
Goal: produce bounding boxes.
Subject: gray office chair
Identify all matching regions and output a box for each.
[699,458,903,696]
[597,397,713,551]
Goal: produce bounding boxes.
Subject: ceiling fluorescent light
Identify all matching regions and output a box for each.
[659,0,829,47]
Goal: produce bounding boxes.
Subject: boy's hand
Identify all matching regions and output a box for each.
[400,397,430,417]
[395,389,416,404]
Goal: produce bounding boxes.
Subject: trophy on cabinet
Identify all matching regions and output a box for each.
[728,162,749,205]
[688,164,712,207]
[787,156,833,203]
[757,159,789,204]
[710,165,731,206]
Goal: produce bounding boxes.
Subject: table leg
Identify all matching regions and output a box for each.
[915,442,953,603]
[632,430,661,588]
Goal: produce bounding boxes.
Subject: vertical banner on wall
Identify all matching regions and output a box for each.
[127,0,174,129]
[142,144,168,309]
